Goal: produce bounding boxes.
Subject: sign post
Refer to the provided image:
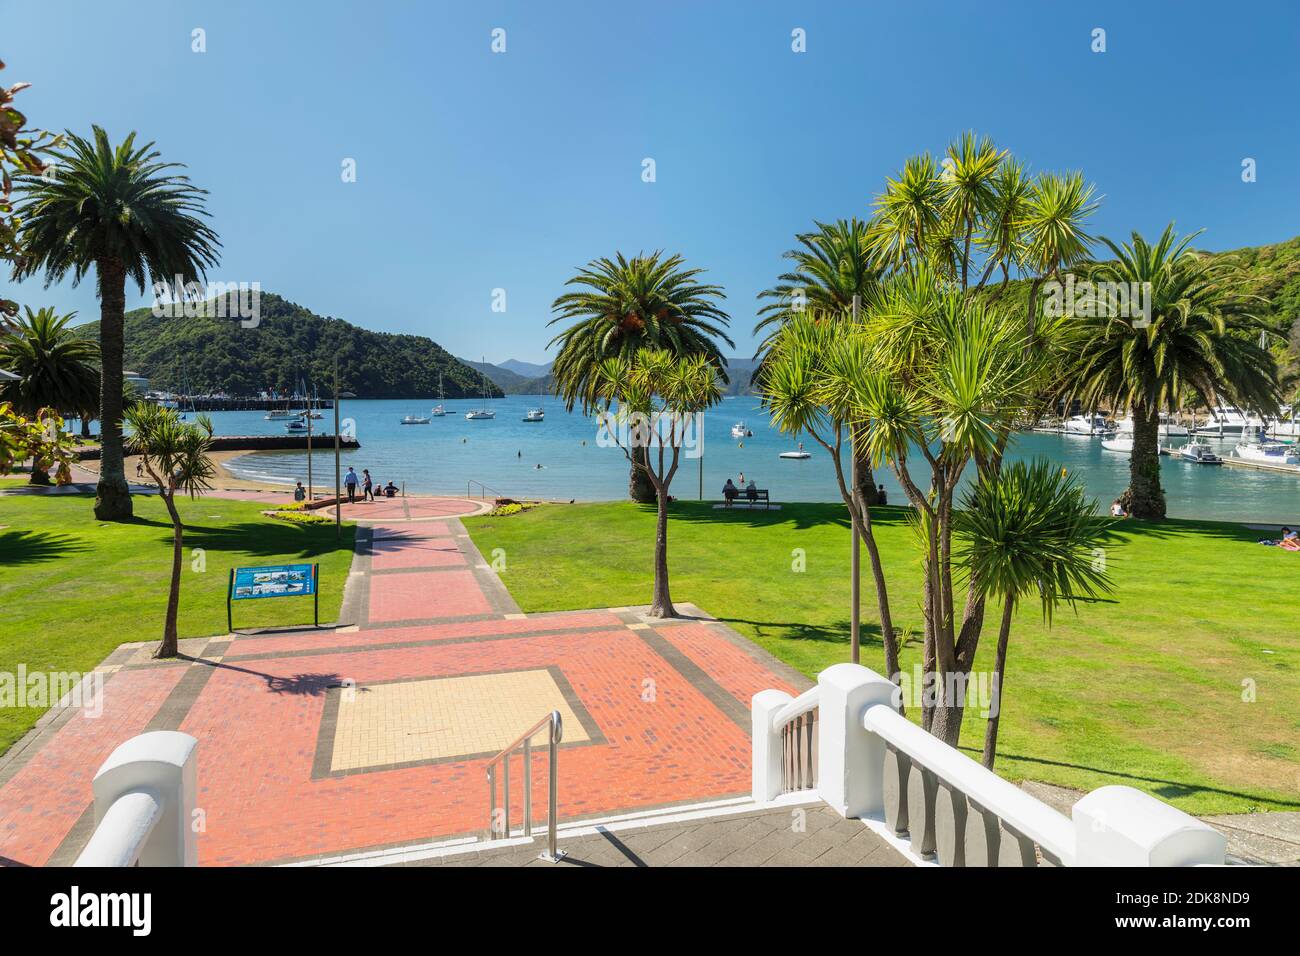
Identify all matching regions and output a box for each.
[227,563,320,633]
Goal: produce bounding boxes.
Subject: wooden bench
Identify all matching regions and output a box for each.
[723,488,771,509]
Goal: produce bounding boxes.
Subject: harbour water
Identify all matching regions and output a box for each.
[160,397,1297,524]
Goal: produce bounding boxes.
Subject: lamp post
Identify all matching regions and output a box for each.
[850,294,861,664]
[333,358,341,540]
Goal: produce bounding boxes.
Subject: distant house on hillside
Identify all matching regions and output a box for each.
[123,370,149,392]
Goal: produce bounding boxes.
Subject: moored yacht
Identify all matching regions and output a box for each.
[1233,440,1300,466]
[431,374,447,417]
[1195,405,1265,437]
[1115,412,1190,438]
[731,421,753,439]
[1063,413,1113,436]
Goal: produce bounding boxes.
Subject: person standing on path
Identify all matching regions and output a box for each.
[344,466,359,503]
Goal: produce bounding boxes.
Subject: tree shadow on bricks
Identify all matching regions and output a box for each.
[183,656,359,697]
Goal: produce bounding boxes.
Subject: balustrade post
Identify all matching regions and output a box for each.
[816,664,898,818]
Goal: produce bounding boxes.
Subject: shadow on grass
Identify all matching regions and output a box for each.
[720,614,884,646]
[962,746,1300,810]
[119,518,353,560]
[0,529,89,566]
[664,501,916,533]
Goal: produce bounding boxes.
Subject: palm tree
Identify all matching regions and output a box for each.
[955,459,1114,768]
[0,307,99,482]
[756,218,883,505]
[1069,224,1280,519]
[124,402,216,658]
[13,126,220,520]
[548,251,731,502]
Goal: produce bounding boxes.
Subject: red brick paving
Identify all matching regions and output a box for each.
[0,667,188,867]
[369,537,466,570]
[0,496,807,866]
[367,570,492,622]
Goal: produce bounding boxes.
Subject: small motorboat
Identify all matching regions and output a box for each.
[731,421,752,439]
[1178,441,1222,464]
[400,414,430,425]
[1101,436,1133,453]
[265,411,297,421]
[523,407,545,422]
[779,449,811,460]
[1233,441,1300,465]
[284,418,308,433]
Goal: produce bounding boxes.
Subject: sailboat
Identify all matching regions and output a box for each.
[466,361,496,420]
[431,374,447,417]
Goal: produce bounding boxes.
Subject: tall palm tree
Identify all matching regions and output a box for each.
[756,218,883,504]
[955,459,1114,768]
[0,306,99,481]
[13,126,220,519]
[549,251,731,502]
[1069,224,1280,519]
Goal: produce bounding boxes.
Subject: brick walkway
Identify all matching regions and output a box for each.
[0,496,813,867]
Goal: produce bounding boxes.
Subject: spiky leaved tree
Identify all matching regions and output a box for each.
[13,127,220,519]
[124,402,216,658]
[549,251,731,503]
[955,459,1114,767]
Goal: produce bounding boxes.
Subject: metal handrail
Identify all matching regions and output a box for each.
[485,709,565,862]
[467,479,505,500]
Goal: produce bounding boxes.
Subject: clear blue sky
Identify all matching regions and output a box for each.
[6,0,1299,363]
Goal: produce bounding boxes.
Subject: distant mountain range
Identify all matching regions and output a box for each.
[73,293,503,400]
[461,355,761,397]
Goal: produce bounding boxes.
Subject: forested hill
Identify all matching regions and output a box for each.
[74,293,502,399]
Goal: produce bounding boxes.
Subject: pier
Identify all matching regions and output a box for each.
[74,434,360,460]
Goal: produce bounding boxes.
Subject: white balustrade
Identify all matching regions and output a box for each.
[752,664,1228,867]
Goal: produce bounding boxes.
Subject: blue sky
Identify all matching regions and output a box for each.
[6,0,1299,363]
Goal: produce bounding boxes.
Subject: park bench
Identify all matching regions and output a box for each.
[723,488,771,509]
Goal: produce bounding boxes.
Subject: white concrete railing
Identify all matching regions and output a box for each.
[74,731,199,867]
[753,663,1228,867]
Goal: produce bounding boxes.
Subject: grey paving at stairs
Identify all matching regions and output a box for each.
[399,804,909,868]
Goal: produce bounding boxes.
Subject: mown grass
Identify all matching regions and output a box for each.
[0,492,355,754]
[466,501,1300,814]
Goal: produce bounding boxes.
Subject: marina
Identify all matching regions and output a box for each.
[85,398,1298,525]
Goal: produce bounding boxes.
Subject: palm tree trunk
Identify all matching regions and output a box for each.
[157,492,184,658]
[94,258,133,520]
[1124,401,1166,519]
[648,490,676,618]
[981,597,1015,769]
[628,445,655,503]
[851,426,880,505]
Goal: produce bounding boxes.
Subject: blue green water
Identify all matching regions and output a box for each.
[199,397,1298,524]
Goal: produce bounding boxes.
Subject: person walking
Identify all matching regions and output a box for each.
[344,466,359,503]
[362,469,375,502]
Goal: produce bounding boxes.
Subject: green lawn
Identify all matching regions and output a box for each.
[0,492,356,755]
[466,501,1300,814]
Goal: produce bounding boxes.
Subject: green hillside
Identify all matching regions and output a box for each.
[74,293,502,399]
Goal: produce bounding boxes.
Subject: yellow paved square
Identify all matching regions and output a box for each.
[330,669,590,771]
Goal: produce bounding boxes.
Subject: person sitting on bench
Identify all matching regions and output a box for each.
[746,479,758,502]
[722,478,738,506]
